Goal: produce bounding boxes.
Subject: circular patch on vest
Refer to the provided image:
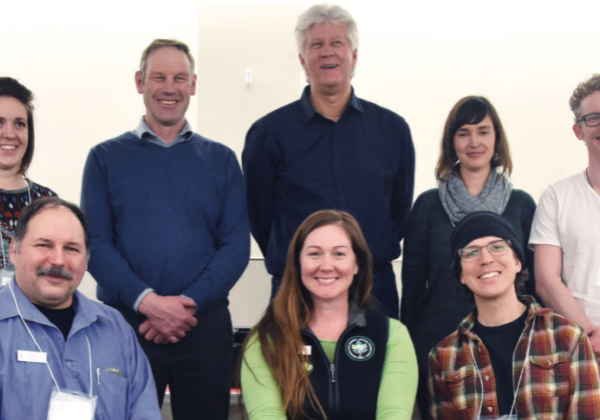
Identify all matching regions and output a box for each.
[345,336,375,361]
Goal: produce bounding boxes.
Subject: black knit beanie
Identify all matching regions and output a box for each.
[450,211,525,281]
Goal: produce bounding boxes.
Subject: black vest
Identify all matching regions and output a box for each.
[295,309,389,420]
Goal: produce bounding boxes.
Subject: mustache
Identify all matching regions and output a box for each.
[36,266,73,281]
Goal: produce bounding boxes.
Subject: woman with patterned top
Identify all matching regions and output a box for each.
[0,77,56,285]
[400,96,538,419]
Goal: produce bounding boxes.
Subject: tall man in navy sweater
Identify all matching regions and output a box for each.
[242,4,415,319]
[81,39,250,420]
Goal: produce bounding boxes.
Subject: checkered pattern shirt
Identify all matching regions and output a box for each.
[428,297,600,419]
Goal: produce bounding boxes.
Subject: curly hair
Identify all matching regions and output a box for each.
[569,74,600,120]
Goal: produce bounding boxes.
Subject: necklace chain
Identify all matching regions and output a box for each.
[586,168,594,190]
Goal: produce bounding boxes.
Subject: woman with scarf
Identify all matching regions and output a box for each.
[400,96,537,419]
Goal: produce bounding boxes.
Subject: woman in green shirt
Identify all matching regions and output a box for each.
[241,210,418,420]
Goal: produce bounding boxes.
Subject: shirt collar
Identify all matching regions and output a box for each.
[457,295,548,338]
[133,117,193,147]
[300,85,363,123]
[0,278,108,334]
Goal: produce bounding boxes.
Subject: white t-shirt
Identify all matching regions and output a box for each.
[529,171,600,325]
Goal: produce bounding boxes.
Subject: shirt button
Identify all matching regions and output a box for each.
[487,407,493,413]
[67,362,72,367]
[547,360,552,366]
[484,375,489,381]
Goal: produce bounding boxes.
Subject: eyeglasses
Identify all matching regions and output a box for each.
[458,239,511,262]
[577,113,600,128]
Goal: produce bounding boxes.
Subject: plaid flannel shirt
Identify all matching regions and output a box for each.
[428,296,600,420]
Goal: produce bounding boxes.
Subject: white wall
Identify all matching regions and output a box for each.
[2,0,600,325]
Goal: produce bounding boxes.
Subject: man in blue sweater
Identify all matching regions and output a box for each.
[81,39,250,420]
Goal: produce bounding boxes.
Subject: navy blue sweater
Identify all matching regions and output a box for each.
[81,132,250,314]
[243,86,415,278]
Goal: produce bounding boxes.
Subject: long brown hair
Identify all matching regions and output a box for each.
[434,96,512,181]
[242,210,373,419]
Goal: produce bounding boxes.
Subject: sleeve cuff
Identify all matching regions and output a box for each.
[133,288,155,313]
[180,294,198,314]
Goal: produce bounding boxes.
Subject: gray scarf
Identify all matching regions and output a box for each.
[438,170,512,225]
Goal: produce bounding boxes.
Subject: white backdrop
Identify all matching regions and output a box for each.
[1,0,599,323]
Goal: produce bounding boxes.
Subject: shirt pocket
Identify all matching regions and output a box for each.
[94,368,128,420]
[442,365,476,410]
[529,352,570,416]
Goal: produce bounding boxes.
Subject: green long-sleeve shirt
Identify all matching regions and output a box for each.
[241,319,418,419]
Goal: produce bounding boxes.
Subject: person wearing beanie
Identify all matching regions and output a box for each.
[428,211,600,420]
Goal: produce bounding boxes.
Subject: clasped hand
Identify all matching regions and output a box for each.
[138,293,198,344]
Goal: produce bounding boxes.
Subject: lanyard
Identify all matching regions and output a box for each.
[470,315,536,420]
[8,280,93,398]
[1,178,32,268]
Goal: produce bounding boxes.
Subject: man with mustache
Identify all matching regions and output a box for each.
[0,197,161,419]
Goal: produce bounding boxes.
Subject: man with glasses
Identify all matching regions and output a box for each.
[530,74,600,358]
[429,211,600,420]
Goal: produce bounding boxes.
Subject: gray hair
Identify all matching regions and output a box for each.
[295,4,359,58]
[139,39,195,79]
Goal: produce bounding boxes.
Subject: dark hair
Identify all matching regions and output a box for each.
[435,96,512,181]
[242,210,373,419]
[569,74,600,120]
[0,77,35,175]
[139,39,195,79]
[13,197,90,251]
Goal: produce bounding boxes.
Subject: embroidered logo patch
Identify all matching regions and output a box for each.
[345,337,375,361]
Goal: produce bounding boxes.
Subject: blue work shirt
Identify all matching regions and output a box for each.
[0,279,161,420]
[243,85,415,277]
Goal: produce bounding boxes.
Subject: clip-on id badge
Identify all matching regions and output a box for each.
[47,387,96,420]
[1,268,14,287]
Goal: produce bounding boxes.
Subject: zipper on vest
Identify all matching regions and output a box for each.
[330,363,335,383]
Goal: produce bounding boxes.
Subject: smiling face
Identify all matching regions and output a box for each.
[0,96,29,175]
[11,206,88,309]
[573,91,600,160]
[300,223,358,306]
[460,236,522,304]
[135,46,197,132]
[299,22,357,95]
[454,114,496,176]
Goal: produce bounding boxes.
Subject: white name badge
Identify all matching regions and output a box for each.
[299,345,312,355]
[0,269,14,287]
[18,350,47,363]
[47,388,96,420]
